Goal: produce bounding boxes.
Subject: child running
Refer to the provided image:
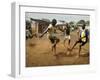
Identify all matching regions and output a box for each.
[39,19,60,55]
[63,23,71,51]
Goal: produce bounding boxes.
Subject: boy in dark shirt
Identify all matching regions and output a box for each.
[63,23,71,51]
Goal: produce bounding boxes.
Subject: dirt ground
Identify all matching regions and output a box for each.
[26,30,89,67]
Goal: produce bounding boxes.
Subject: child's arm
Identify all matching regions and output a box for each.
[79,36,86,40]
[39,27,48,38]
[56,25,64,32]
[58,28,64,32]
[77,28,80,40]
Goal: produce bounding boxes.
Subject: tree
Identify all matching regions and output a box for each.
[76,20,86,28]
[69,21,75,28]
[59,20,65,23]
[85,20,90,26]
[77,20,85,25]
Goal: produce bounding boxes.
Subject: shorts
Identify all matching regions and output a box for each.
[77,39,87,46]
[49,36,59,44]
[65,35,70,39]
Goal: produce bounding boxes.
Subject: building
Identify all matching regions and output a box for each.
[30,18,50,35]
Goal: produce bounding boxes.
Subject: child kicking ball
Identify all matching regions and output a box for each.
[39,19,60,55]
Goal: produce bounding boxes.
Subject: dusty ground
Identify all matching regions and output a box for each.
[26,30,89,67]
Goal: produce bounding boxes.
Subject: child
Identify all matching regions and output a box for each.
[70,24,89,57]
[63,23,71,50]
[40,19,60,55]
[26,21,33,40]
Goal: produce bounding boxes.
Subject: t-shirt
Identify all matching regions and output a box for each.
[63,25,70,36]
[80,29,89,42]
[47,24,56,38]
[80,30,86,42]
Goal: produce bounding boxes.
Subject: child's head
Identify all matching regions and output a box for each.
[66,23,69,28]
[82,24,86,30]
[51,19,57,26]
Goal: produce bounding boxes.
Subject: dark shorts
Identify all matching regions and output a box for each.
[49,36,60,44]
[77,39,87,46]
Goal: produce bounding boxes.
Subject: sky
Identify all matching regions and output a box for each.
[25,12,90,24]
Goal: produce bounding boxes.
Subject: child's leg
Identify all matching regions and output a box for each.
[53,38,59,55]
[64,38,66,44]
[63,38,67,47]
[78,44,82,57]
[68,39,70,45]
[52,40,57,55]
[53,43,56,55]
[67,39,70,49]
[68,35,71,45]
[78,41,87,56]
[71,41,79,51]
[52,45,53,51]
[64,36,70,50]
[66,39,70,55]
[49,37,55,52]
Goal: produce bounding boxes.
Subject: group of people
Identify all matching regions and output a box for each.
[39,19,89,58]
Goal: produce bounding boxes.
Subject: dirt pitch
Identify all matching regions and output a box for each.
[26,30,89,67]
